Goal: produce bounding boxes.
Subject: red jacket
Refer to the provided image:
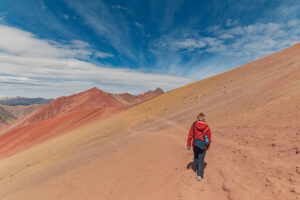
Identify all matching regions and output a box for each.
[187,120,211,149]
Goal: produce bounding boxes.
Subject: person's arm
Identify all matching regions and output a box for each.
[187,123,194,147]
[205,125,212,149]
[206,126,211,143]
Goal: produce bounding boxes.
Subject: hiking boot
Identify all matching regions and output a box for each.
[197,176,202,181]
[193,167,198,173]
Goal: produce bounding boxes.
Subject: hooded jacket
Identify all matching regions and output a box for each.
[187,120,211,149]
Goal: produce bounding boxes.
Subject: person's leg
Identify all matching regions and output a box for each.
[193,147,199,172]
[197,149,207,178]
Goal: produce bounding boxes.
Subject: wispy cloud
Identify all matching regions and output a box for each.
[111,5,128,11]
[155,19,300,57]
[63,0,141,62]
[151,18,300,79]
[0,12,5,23]
[0,25,112,60]
[225,19,240,27]
[208,20,300,60]
[94,51,114,58]
[135,22,144,29]
[0,24,191,98]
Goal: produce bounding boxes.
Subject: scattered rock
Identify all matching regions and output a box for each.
[288,176,296,184]
[265,177,271,186]
[296,166,300,174]
[222,183,231,192]
[291,188,296,193]
[271,143,276,147]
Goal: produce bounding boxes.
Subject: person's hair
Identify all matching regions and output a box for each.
[198,112,205,117]
[196,112,205,121]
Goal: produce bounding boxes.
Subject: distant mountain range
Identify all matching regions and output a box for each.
[0,97,52,129]
[0,106,17,129]
[5,87,164,131]
[0,87,164,158]
[0,88,164,131]
[0,97,52,106]
[0,104,45,129]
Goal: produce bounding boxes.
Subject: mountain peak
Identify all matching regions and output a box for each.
[85,87,103,93]
[154,88,164,94]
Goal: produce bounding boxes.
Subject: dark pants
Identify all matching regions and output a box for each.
[193,147,206,177]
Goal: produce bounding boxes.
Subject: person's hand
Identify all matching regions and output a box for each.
[187,146,191,150]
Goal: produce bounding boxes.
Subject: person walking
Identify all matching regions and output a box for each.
[187,112,211,181]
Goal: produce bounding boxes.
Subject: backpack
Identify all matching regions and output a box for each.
[193,122,209,149]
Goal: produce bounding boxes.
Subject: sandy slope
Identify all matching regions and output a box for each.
[0,43,299,200]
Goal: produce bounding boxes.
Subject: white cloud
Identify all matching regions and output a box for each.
[217,21,300,60]
[63,14,69,19]
[111,5,128,11]
[218,33,234,39]
[94,52,114,58]
[172,39,207,50]
[226,19,240,27]
[0,25,192,98]
[135,22,144,29]
[154,19,300,62]
[0,25,113,60]
[149,15,300,82]
[64,0,140,61]
[0,12,5,23]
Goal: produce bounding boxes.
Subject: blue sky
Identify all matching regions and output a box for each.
[0,0,300,98]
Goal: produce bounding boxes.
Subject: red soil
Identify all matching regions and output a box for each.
[5,88,122,129]
[0,120,7,129]
[0,107,115,159]
[0,87,163,160]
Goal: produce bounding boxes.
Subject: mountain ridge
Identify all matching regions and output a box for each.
[0,97,52,106]
[0,86,164,158]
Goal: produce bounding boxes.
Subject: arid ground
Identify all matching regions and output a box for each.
[0,43,299,200]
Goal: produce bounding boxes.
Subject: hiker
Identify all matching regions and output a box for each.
[187,112,211,181]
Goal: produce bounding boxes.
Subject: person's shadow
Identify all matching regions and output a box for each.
[186,161,207,171]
